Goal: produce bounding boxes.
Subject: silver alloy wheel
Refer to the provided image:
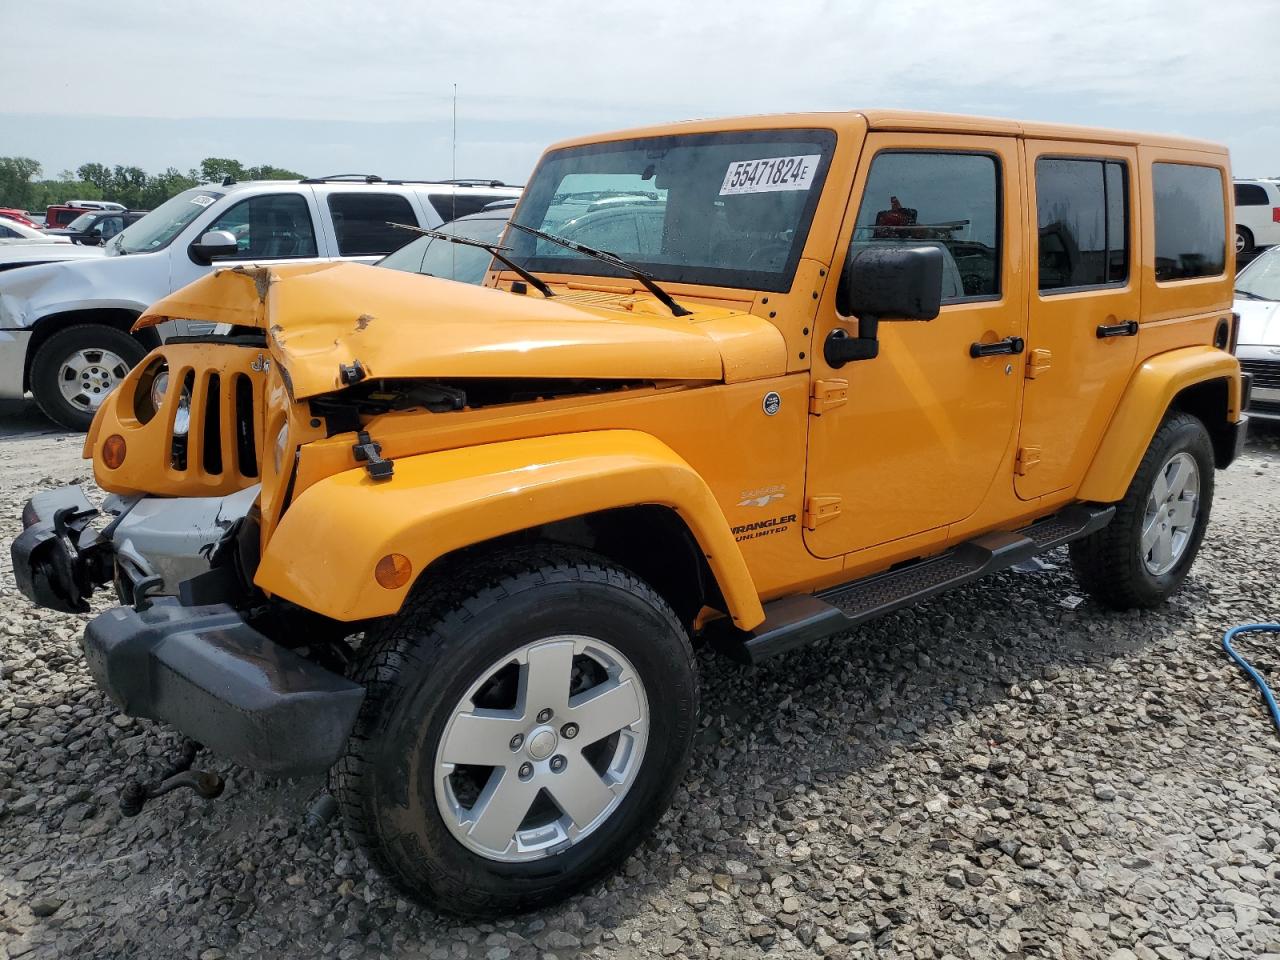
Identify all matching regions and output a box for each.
[434,635,649,862]
[57,347,129,411]
[1236,230,1246,254]
[1141,451,1200,576]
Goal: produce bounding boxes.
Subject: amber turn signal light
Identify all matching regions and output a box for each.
[102,434,127,470]
[374,553,412,589]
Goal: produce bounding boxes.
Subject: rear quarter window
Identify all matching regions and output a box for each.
[1235,183,1269,206]
[1153,163,1226,281]
[327,193,417,256]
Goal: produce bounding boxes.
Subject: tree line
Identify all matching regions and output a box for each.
[0,157,305,212]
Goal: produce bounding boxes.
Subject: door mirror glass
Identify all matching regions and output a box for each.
[190,229,240,264]
[837,244,944,320]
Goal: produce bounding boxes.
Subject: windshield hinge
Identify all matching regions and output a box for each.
[352,430,394,481]
[809,379,849,415]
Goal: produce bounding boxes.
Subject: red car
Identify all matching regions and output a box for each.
[0,208,40,229]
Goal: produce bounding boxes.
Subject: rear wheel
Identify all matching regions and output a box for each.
[1237,226,1254,255]
[335,545,698,915]
[29,324,146,431]
[1070,412,1215,609]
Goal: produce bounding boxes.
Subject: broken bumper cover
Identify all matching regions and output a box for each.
[83,600,364,778]
[12,486,111,613]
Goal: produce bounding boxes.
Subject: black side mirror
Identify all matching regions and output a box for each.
[826,245,944,368]
[189,229,240,265]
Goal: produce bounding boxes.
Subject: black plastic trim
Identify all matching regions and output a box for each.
[83,599,364,777]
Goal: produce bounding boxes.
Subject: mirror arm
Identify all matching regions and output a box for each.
[823,314,881,369]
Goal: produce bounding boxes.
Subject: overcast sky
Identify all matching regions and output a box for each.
[3,0,1278,183]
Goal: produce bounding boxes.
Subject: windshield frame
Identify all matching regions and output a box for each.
[113,188,224,255]
[506,127,837,294]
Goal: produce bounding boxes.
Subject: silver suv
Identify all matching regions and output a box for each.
[0,175,520,429]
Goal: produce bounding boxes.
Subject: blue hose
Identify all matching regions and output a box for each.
[1222,624,1280,735]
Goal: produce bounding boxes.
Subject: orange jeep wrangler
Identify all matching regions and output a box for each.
[12,111,1248,914]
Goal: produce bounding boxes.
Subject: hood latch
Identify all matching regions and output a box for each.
[352,430,394,481]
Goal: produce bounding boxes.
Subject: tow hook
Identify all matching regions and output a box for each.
[118,739,225,817]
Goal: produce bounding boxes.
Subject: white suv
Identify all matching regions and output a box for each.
[0,176,520,429]
[1234,179,1280,254]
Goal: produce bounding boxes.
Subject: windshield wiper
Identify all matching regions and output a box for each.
[387,222,553,298]
[507,222,691,317]
[1235,289,1274,301]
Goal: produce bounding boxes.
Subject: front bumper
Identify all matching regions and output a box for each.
[0,328,31,400]
[84,600,364,777]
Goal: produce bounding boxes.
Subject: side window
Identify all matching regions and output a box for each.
[207,194,318,260]
[0,224,18,238]
[98,216,124,238]
[1035,157,1129,292]
[1235,183,1268,206]
[1153,163,1226,281]
[428,193,510,223]
[327,192,416,256]
[851,151,1000,302]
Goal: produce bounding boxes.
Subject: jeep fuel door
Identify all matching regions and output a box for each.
[1014,142,1140,500]
[804,132,1027,558]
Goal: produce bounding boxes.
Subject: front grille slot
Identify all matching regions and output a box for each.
[171,369,195,471]
[234,374,258,478]
[1240,358,1280,390]
[201,373,224,475]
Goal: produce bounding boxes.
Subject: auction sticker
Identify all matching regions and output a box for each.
[720,155,819,195]
[190,194,217,207]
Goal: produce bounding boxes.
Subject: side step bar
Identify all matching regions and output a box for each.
[710,504,1114,664]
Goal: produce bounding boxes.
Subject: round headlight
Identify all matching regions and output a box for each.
[149,368,169,411]
[173,394,191,437]
[273,423,290,474]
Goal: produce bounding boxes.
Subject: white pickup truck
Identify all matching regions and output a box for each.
[0,176,520,429]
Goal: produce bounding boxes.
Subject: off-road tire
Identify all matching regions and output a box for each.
[334,544,699,915]
[1070,412,1215,609]
[29,324,146,431]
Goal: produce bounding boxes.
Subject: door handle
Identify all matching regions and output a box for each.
[969,336,1025,358]
[1096,319,1139,339]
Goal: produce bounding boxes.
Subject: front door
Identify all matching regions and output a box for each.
[1015,142,1140,499]
[804,133,1026,558]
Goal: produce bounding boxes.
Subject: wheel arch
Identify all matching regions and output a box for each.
[254,430,765,630]
[24,308,159,391]
[1078,346,1243,503]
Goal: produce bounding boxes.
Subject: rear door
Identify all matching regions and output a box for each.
[1015,143,1139,500]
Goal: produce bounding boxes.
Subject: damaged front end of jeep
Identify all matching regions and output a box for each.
[10,259,759,788]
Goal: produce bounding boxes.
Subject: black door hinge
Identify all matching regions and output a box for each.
[352,430,393,480]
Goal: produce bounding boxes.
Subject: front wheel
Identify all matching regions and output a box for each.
[335,545,698,915]
[29,324,146,431]
[1070,412,1215,609]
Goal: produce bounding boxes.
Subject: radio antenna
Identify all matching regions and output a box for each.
[451,82,457,275]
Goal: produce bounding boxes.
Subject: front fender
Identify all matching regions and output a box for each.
[1078,346,1242,503]
[254,429,766,629]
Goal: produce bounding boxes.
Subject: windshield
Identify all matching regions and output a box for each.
[378,215,507,283]
[67,212,99,231]
[506,129,836,292]
[1237,249,1280,301]
[113,188,223,255]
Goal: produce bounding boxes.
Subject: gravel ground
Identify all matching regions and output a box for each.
[2,397,1279,960]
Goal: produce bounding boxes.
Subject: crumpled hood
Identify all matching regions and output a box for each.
[1235,296,1280,346]
[137,261,786,399]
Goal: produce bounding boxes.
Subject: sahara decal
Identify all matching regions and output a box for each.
[737,483,786,508]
